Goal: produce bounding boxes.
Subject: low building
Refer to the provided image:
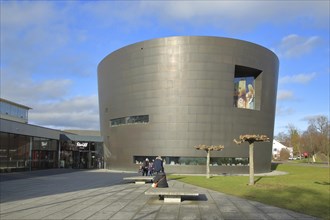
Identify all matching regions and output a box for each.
[0,98,104,172]
[272,140,293,160]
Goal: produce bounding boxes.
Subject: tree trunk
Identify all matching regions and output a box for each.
[249,143,254,185]
[206,150,210,179]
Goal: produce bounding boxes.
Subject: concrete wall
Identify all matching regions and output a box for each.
[98,36,279,174]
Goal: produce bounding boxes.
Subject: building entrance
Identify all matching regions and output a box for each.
[60,140,99,169]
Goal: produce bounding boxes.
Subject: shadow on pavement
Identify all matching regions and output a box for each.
[0,169,82,182]
[0,169,141,203]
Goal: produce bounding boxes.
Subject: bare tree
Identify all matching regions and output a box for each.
[234,134,270,185]
[275,131,289,144]
[306,115,329,165]
[275,115,329,165]
[195,144,224,178]
[287,124,301,157]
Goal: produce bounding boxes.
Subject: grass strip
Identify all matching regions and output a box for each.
[169,164,330,219]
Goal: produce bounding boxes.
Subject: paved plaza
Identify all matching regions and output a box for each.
[0,169,320,220]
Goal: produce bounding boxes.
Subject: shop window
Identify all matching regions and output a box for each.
[234,65,262,110]
[0,133,9,167]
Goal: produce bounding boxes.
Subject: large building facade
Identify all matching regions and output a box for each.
[98,36,279,174]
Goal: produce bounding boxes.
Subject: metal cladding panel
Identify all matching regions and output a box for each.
[0,119,61,140]
[98,36,279,174]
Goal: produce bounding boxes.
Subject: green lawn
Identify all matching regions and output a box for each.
[169,164,330,219]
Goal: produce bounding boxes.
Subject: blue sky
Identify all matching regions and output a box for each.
[1,1,329,135]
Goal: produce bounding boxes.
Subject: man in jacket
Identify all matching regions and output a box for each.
[152,156,164,173]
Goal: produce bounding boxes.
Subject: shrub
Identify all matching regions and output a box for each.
[279,148,290,160]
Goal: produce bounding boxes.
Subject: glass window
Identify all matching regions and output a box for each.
[17,107,28,120]
[133,156,248,166]
[0,101,28,120]
[0,102,9,114]
[8,134,17,167]
[48,140,58,151]
[110,115,149,127]
[210,157,249,166]
[0,132,9,168]
[127,115,149,124]
[110,117,126,126]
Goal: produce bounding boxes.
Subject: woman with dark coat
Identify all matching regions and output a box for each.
[152,171,168,188]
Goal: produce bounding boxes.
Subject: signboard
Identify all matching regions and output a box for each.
[76,142,88,149]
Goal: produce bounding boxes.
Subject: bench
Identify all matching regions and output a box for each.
[123,176,154,184]
[145,187,199,203]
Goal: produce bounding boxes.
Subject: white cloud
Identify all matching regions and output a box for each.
[79,1,329,32]
[29,95,100,130]
[141,1,329,30]
[279,72,317,84]
[0,1,56,28]
[277,35,321,58]
[1,1,91,78]
[1,71,72,105]
[1,2,100,130]
[276,105,295,116]
[277,90,294,101]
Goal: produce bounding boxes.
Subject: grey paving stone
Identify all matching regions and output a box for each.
[64,205,108,220]
[86,210,116,220]
[132,211,158,220]
[100,203,126,212]
[218,205,240,212]
[155,212,179,220]
[285,210,319,219]
[179,204,201,219]
[267,212,297,220]
[109,211,136,220]
[178,211,201,220]
[244,213,273,220]
[221,212,246,220]
[0,170,322,220]
[42,209,77,220]
[200,212,224,220]
[159,204,180,213]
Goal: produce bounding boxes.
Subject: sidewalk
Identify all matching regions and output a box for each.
[0,169,320,220]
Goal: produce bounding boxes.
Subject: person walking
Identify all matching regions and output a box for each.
[148,160,154,176]
[141,158,149,176]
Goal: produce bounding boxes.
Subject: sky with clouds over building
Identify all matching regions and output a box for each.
[1,1,329,135]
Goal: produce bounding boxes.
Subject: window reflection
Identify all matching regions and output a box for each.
[110,115,149,127]
[0,132,58,171]
[133,156,249,166]
[0,101,29,120]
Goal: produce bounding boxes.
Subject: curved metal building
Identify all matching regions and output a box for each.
[98,36,279,174]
